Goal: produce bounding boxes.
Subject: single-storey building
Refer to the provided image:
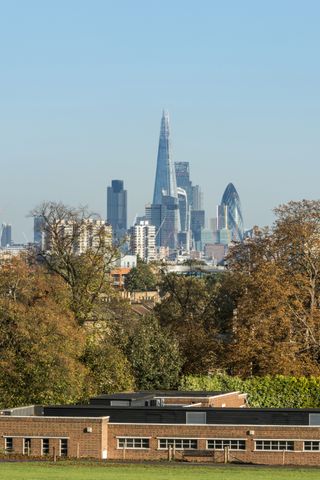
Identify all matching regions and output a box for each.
[1,390,320,465]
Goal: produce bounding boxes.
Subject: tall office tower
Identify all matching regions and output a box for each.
[33,216,44,246]
[107,180,127,243]
[1,223,12,247]
[217,204,228,230]
[177,187,190,251]
[190,210,205,251]
[150,111,180,250]
[153,111,178,205]
[130,221,156,263]
[175,162,193,206]
[192,185,203,211]
[220,183,244,241]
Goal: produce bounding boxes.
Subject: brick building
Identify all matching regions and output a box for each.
[2,390,320,465]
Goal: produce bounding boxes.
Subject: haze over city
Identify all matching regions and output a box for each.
[1,1,319,242]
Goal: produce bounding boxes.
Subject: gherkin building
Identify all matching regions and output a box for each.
[221,183,244,241]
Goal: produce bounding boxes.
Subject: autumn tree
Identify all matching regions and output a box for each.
[0,258,88,407]
[155,273,221,374]
[30,202,119,323]
[224,200,320,376]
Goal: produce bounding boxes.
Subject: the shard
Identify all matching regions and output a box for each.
[150,111,180,250]
[153,111,178,203]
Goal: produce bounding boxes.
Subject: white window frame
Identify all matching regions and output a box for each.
[254,440,294,451]
[4,437,13,453]
[158,438,198,450]
[206,439,246,451]
[23,438,31,455]
[117,437,150,449]
[41,438,50,455]
[304,441,320,451]
[59,438,68,457]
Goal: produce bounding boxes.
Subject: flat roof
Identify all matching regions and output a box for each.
[91,390,229,401]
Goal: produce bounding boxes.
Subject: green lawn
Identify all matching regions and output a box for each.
[1,463,320,480]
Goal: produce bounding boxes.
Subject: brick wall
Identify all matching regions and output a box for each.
[0,416,109,459]
[108,423,320,465]
[2,415,320,465]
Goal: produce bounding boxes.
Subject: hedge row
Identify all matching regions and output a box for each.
[180,374,320,408]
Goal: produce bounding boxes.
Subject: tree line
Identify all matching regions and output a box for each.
[1,199,320,408]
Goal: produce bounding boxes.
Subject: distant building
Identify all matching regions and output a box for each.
[130,221,156,263]
[192,185,203,210]
[33,216,44,246]
[217,204,228,230]
[204,243,226,264]
[200,228,214,250]
[175,161,193,208]
[43,219,112,255]
[107,180,127,243]
[150,111,180,251]
[177,187,191,251]
[115,254,137,269]
[1,223,12,247]
[218,227,232,245]
[220,183,244,241]
[190,210,205,250]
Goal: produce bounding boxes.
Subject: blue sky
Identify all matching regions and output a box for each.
[1,1,319,241]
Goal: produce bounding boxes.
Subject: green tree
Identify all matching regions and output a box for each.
[126,315,182,389]
[0,258,87,407]
[155,273,220,374]
[124,259,158,292]
[83,327,135,395]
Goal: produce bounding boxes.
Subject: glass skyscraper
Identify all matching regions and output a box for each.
[150,111,180,250]
[220,183,244,241]
[107,179,127,243]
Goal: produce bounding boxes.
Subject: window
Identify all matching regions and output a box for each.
[60,439,68,457]
[309,414,320,425]
[304,441,320,451]
[23,438,31,455]
[158,439,198,450]
[5,438,13,453]
[117,438,149,449]
[207,439,246,451]
[255,440,294,451]
[186,412,206,424]
[42,438,50,455]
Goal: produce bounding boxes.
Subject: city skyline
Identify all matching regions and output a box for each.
[1,2,320,241]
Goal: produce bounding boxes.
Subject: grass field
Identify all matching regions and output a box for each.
[1,463,320,480]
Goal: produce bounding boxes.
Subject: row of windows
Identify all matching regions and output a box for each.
[255,441,294,451]
[116,438,320,452]
[5,438,68,456]
[117,438,245,450]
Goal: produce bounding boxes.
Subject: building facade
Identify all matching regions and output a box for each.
[130,221,156,263]
[220,183,244,242]
[1,223,12,247]
[3,391,320,466]
[43,219,112,255]
[107,180,127,243]
[150,111,180,251]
